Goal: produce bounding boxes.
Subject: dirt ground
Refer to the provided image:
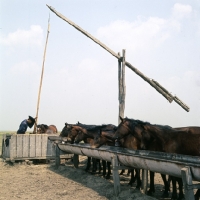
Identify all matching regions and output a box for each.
[0,156,181,200]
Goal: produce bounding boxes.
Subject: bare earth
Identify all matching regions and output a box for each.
[0,156,174,200]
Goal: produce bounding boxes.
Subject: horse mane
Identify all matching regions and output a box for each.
[124,117,172,131]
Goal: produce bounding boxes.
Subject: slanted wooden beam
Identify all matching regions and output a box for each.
[46,4,190,112]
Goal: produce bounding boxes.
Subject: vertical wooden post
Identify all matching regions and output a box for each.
[118,50,126,124]
[55,144,60,169]
[33,16,50,133]
[111,154,121,196]
[142,169,148,194]
[73,154,79,168]
[181,167,195,200]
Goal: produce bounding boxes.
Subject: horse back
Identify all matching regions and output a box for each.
[47,125,58,133]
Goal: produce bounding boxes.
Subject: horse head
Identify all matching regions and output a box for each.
[114,117,137,140]
[37,124,48,134]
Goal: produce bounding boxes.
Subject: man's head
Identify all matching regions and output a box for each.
[27,116,36,128]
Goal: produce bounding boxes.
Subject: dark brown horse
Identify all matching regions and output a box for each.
[60,122,102,173]
[113,117,174,198]
[37,124,58,134]
[92,127,142,188]
[117,117,200,200]
[73,123,117,179]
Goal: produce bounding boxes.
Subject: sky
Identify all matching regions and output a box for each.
[0,0,200,131]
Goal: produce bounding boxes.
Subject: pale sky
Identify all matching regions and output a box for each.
[0,0,200,131]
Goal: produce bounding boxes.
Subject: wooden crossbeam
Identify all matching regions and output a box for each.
[46,4,190,112]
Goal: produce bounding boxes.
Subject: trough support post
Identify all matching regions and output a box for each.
[73,154,79,168]
[111,154,121,196]
[142,169,148,194]
[181,167,195,200]
[55,144,60,168]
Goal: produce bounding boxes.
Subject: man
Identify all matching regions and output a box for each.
[17,116,36,134]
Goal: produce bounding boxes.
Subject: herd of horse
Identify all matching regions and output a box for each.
[40,118,200,200]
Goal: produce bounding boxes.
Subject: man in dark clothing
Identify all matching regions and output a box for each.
[17,116,36,134]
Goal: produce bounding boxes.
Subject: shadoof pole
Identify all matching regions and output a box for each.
[46,4,190,112]
[33,16,50,134]
[118,50,126,124]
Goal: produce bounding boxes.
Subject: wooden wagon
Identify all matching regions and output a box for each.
[1,133,71,163]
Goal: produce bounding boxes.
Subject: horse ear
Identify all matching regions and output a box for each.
[65,122,68,126]
[119,116,123,122]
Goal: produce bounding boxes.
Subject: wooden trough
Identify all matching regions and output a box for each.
[51,141,200,200]
[1,134,71,163]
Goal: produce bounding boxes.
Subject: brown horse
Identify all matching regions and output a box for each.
[113,117,174,198]
[73,123,117,179]
[60,122,107,174]
[92,128,142,188]
[119,117,200,200]
[37,124,58,134]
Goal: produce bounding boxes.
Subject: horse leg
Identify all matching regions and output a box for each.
[135,169,142,189]
[147,171,155,196]
[106,161,111,179]
[102,160,106,177]
[177,178,184,200]
[92,158,97,173]
[171,176,178,200]
[85,157,91,172]
[97,159,102,174]
[194,189,200,200]
[161,173,170,198]
[128,169,136,186]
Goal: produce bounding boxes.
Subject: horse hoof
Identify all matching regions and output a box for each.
[106,175,110,179]
[128,182,133,186]
[161,191,169,198]
[177,194,184,200]
[147,189,155,196]
[171,194,178,200]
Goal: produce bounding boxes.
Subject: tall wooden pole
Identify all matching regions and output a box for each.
[33,16,50,134]
[118,50,126,124]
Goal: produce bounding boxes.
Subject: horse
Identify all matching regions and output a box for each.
[61,122,110,174]
[73,123,117,179]
[92,127,142,188]
[113,117,172,198]
[118,117,200,200]
[37,124,57,134]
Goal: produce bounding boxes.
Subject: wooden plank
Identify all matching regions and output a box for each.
[47,136,55,156]
[22,135,29,157]
[41,134,48,157]
[16,134,23,158]
[10,135,17,160]
[36,134,42,157]
[29,134,36,157]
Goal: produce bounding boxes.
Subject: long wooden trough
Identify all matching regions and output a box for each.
[56,143,200,181]
[53,142,200,199]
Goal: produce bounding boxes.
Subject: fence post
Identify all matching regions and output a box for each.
[111,154,121,196]
[55,145,60,168]
[73,154,79,168]
[181,167,195,200]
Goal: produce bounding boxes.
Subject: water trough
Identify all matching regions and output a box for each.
[49,139,200,199]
